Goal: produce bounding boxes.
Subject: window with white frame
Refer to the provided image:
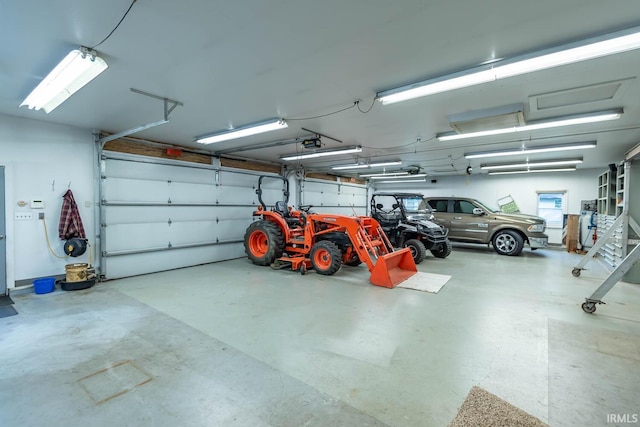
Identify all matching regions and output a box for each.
[537,191,566,228]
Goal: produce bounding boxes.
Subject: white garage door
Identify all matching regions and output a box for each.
[100,152,284,279]
[300,178,368,216]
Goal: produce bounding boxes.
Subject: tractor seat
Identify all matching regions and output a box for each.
[274,201,301,227]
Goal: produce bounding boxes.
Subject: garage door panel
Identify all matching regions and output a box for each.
[105,223,174,252]
[103,178,222,204]
[219,170,262,187]
[102,177,164,203]
[216,217,256,240]
[302,192,324,206]
[312,206,367,216]
[168,182,220,204]
[104,158,216,184]
[103,205,257,226]
[302,181,330,193]
[301,180,368,212]
[104,217,252,253]
[215,188,260,206]
[103,244,246,279]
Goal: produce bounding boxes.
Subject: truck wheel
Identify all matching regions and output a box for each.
[431,240,452,259]
[244,220,284,266]
[404,239,426,264]
[310,241,343,275]
[492,230,524,256]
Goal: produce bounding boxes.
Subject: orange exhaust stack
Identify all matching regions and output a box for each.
[369,247,417,288]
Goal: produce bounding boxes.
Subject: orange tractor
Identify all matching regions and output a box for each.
[243,176,417,288]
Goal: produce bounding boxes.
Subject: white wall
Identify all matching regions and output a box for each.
[0,114,96,288]
[374,169,601,244]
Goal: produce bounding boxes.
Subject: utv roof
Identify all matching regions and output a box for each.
[372,192,425,197]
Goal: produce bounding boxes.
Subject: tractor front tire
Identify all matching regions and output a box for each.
[244,220,284,266]
[310,241,343,275]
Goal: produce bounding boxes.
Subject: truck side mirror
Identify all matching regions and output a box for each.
[472,208,485,216]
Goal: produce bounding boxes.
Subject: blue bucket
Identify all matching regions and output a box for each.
[33,277,55,294]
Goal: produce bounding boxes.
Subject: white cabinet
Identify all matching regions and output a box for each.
[597,168,616,216]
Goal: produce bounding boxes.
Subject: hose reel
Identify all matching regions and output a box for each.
[64,238,87,257]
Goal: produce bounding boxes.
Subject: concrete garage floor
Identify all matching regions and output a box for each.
[2,246,640,427]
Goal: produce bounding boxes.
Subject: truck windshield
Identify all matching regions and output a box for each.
[401,197,433,218]
[474,199,498,213]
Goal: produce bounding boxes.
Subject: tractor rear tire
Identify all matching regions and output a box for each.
[404,239,426,264]
[431,240,452,259]
[310,241,342,275]
[244,220,284,266]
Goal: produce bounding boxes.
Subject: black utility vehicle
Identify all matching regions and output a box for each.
[370,193,452,263]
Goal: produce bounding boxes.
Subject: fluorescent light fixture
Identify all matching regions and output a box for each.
[480,158,582,170]
[20,46,108,113]
[464,141,597,159]
[196,118,287,144]
[331,161,402,170]
[377,70,496,105]
[377,25,640,104]
[360,171,409,178]
[438,109,622,141]
[376,179,427,184]
[488,167,576,175]
[370,173,427,180]
[280,145,362,161]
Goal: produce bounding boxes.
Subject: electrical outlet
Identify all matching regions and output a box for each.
[39,212,45,220]
[15,212,33,220]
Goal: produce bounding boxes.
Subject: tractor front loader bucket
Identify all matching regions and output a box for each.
[369,247,417,288]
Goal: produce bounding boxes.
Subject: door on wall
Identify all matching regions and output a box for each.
[0,166,6,296]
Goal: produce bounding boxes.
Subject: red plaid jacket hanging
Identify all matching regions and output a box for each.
[59,189,86,240]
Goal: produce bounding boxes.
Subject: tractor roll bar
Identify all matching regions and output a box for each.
[256,175,289,210]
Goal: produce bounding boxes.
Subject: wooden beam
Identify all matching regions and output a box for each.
[220,157,281,174]
[104,139,211,165]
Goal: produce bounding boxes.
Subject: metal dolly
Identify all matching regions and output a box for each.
[572,214,640,313]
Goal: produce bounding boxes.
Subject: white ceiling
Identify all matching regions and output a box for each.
[2,0,640,177]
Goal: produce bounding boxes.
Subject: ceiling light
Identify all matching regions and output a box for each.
[196,118,287,144]
[488,167,576,175]
[377,69,497,105]
[377,25,640,104]
[280,145,362,161]
[480,158,583,170]
[464,141,597,159]
[20,46,108,113]
[376,179,427,184]
[331,161,402,170]
[359,171,409,178]
[438,109,622,141]
[370,174,427,180]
